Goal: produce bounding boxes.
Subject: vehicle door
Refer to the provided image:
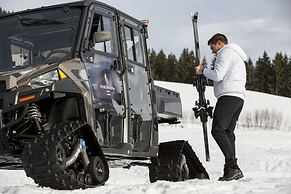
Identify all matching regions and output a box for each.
[119,16,153,151]
[82,6,124,147]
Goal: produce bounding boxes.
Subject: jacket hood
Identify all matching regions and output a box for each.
[226,43,248,62]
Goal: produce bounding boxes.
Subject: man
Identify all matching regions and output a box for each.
[195,33,247,181]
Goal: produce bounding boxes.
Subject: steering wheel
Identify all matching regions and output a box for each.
[46,49,71,59]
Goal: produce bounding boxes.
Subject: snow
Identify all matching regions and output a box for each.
[155,81,291,131]
[1,81,291,194]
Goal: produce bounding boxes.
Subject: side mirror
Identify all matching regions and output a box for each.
[93,31,112,43]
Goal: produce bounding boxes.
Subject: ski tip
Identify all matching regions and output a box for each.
[192,12,198,20]
[194,11,198,16]
[194,12,198,18]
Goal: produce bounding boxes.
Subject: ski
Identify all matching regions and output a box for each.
[191,12,213,162]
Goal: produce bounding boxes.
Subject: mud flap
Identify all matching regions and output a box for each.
[150,140,209,182]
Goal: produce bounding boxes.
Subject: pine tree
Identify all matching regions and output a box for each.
[155,50,167,81]
[165,53,178,82]
[273,52,285,96]
[283,55,291,97]
[0,7,9,16]
[148,49,158,80]
[245,58,255,90]
[176,48,196,84]
[253,51,274,94]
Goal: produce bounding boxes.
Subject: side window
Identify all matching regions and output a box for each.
[124,26,143,64]
[10,44,31,67]
[89,14,115,54]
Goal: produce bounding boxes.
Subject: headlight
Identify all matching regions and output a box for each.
[29,70,59,89]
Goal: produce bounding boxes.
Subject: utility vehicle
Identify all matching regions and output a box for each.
[0,0,208,189]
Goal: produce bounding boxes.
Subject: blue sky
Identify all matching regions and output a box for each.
[1,0,290,63]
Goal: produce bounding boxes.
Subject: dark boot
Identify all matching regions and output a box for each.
[218,166,244,181]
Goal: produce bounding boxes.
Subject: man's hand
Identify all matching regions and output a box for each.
[195,63,204,75]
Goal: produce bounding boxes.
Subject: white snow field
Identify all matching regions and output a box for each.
[0,81,291,194]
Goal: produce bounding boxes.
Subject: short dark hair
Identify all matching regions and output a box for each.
[207,33,228,45]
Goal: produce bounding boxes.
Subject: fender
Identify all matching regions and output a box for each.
[47,96,84,127]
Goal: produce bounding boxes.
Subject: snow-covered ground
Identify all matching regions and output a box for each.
[1,81,291,194]
[156,81,291,131]
[1,125,291,194]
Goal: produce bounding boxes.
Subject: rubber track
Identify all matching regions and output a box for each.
[150,140,209,182]
[21,120,107,190]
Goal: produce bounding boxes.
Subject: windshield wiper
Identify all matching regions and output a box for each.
[19,17,64,26]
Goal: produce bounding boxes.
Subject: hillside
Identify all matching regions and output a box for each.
[155,81,291,131]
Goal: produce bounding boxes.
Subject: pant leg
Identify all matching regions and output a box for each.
[211,96,244,161]
[225,101,244,159]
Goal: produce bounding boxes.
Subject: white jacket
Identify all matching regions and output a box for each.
[203,43,247,100]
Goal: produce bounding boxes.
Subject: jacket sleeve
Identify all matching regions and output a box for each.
[203,48,232,82]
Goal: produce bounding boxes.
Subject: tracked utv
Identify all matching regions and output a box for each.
[0,0,208,189]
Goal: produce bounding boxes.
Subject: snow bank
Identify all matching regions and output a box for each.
[155,81,291,130]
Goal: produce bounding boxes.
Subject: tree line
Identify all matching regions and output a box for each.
[149,49,291,98]
[0,7,10,16]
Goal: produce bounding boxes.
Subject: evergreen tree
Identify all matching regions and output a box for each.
[165,53,178,82]
[273,52,285,96]
[268,60,276,95]
[0,7,9,16]
[245,58,255,90]
[253,51,274,94]
[283,55,291,97]
[155,50,167,81]
[148,49,158,80]
[176,48,196,84]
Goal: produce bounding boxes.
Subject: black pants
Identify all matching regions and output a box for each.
[211,96,244,167]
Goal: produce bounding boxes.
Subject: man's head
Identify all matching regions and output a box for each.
[208,33,228,54]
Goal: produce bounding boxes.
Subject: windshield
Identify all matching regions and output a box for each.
[0,7,82,71]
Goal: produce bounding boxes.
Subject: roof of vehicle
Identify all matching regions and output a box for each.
[0,0,144,26]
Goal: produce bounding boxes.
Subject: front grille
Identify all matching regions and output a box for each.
[0,81,6,92]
